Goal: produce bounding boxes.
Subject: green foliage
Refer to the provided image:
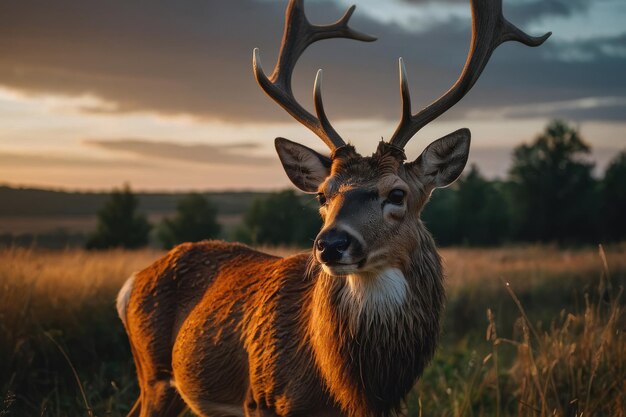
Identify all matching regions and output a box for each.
[508,120,598,243]
[422,120,625,246]
[157,194,221,249]
[455,165,509,245]
[421,185,460,246]
[235,190,321,247]
[86,185,151,250]
[423,165,509,246]
[601,151,626,242]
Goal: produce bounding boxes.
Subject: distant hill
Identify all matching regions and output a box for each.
[0,186,268,217]
[0,186,274,247]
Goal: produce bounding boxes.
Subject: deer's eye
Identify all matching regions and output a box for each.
[386,189,405,206]
[317,193,327,206]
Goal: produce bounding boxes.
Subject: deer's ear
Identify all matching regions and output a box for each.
[275,137,331,193]
[408,128,471,190]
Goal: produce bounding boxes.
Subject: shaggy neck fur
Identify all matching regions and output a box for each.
[308,229,445,417]
[339,268,408,330]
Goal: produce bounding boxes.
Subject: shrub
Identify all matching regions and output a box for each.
[157,194,221,249]
[86,185,151,250]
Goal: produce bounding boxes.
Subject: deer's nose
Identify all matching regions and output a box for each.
[316,229,351,264]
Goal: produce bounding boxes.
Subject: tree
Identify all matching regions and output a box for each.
[423,165,510,246]
[157,194,221,249]
[455,165,510,245]
[86,184,151,249]
[508,120,597,243]
[601,151,626,241]
[421,185,460,246]
[235,190,321,247]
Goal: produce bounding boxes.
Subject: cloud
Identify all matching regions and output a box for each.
[399,0,590,24]
[0,152,152,168]
[548,33,626,62]
[0,0,624,128]
[85,139,274,166]
[507,0,588,25]
[467,96,626,122]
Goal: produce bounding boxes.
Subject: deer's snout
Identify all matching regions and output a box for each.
[315,228,356,265]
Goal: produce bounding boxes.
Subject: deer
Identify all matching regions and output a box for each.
[116,1,549,416]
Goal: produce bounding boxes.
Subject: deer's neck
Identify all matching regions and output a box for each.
[308,232,444,417]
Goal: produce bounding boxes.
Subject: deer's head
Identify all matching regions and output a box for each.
[274,135,470,276]
[254,0,550,277]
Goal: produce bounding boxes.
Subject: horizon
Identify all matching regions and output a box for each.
[0,134,621,194]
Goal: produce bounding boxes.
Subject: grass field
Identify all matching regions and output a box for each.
[1,244,624,416]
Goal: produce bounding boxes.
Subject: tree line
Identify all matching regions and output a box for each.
[423,120,625,245]
[87,121,626,250]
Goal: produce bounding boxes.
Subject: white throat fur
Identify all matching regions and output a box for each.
[339,267,408,328]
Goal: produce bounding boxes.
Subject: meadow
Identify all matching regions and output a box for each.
[0,244,624,417]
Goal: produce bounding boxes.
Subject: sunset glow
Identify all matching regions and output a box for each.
[0,0,624,190]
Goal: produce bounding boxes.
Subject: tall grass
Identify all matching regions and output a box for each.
[0,247,161,417]
[410,245,625,417]
[0,244,624,416]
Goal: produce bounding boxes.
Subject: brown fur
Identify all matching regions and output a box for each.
[120,146,447,417]
[120,0,550,409]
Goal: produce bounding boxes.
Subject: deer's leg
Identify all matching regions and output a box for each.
[132,346,185,417]
[136,379,186,417]
[125,340,144,417]
[243,389,310,417]
[243,390,280,417]
[128,325,186,417]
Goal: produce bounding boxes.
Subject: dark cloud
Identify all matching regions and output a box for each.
[468,96,626,122]
[550,33,626,62]
[507,0,588,25]
[85,139,274,166]
[399,0,589,24]
[0,0,624,129]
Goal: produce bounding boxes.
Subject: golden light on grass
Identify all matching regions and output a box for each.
[1,244,624,416]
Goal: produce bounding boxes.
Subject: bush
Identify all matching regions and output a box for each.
[423,165,509,246]
[235,190,321,247]
[601,151,626,242]
[157,194,221,249]
[86,185,151,250]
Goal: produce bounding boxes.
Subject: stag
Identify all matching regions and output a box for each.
[117,1,549,416]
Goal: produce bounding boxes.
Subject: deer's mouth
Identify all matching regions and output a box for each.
[322,263,359,276]
[321,258,366,276]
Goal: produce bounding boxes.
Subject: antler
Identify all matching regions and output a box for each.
[389,0,551,149]
[253,0,376,151]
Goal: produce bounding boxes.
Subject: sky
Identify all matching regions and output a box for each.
[0,0,624,191]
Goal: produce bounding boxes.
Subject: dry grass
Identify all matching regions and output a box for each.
[441,244,626,289]
[410,245,626,417]
[0,244,624,416]
[0,246,160,301]
[0,247,161,417]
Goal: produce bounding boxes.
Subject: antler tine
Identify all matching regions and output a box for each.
[398,58,412,125]
[254,0,376,151]
[313,70,337,143]
[390,0,551,149]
